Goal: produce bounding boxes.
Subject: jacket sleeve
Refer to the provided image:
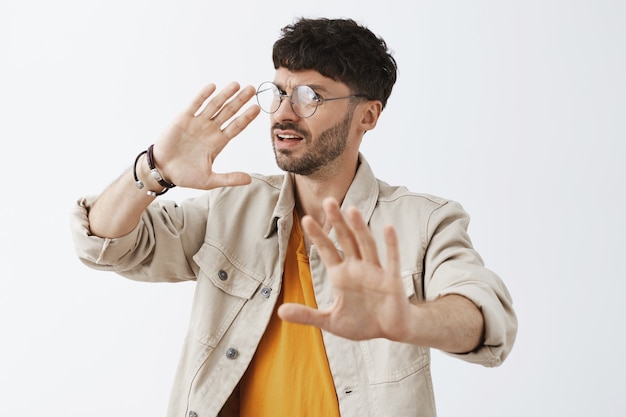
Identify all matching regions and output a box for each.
[69,193,212,283]
[422,200,517,367]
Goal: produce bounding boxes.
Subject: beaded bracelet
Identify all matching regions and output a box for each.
[132,146,175,197]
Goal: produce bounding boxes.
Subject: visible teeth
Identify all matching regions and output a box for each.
[278,134,300,139]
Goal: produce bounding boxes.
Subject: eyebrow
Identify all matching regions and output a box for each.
[305,84,330,93]
[273,82,332,95]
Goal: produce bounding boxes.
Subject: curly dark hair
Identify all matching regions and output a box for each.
[272,18,398,109]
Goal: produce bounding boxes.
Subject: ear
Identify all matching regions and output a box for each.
[358,100,383,132]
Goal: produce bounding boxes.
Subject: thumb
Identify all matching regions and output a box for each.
[206,172,252,189]
[277,303,325,327]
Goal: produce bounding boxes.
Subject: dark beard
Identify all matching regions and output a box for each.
[272,108,354,176]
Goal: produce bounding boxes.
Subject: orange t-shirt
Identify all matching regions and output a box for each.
[238,214,340,416]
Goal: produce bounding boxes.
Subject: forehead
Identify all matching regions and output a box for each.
[273,68,349,93]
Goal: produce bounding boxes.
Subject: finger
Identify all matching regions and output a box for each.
[193,103,259,161]
[301,215,343,266]
[221,102,261,140]
[197,81,242,119]
[211,85,258,129]
[186,84,217,115]
[384,225,401,279]
[323,198,361,259]
[345,207,381,265]
[277,303,329,329]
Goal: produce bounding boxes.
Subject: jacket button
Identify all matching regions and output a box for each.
[218,270,228,281]
[226,348,238,359]
[188,411,197,417]
[260,287,271,298]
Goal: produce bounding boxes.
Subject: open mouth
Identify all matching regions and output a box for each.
[277,134,303,141]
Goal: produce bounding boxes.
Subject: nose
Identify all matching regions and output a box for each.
[272,96,300,123]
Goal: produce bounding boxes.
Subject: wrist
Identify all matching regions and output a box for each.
[146,144,176,189]
[133,146,176,196]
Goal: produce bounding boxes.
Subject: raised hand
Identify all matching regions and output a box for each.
[277,198,412,342]
[151,82,260,190]
[87,82,260,239]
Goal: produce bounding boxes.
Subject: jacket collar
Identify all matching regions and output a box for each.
[264,153,380,238]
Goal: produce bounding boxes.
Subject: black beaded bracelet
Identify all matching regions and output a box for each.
[132,148,170,197]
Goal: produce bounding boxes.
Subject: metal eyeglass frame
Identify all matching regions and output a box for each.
[256,81,372,118]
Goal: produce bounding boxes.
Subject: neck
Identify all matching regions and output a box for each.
[293,158,359,230]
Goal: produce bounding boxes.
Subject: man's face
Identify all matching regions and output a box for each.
[268,68,360,178]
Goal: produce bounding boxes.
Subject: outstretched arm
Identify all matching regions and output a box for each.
[277,198,484,354]
[88,82,260,238]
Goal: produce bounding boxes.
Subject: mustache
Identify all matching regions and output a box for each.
[271,122,309,138]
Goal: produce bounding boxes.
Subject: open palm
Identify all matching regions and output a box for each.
[278,198,412,342]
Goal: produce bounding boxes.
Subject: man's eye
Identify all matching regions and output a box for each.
[305,90,320,101]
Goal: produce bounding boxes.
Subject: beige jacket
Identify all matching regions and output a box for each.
[71,155,517,417]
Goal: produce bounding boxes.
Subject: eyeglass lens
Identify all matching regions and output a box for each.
[256,82,319,118]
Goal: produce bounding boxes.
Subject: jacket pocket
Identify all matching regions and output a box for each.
[188,242,263,347]
[360,270,428,384]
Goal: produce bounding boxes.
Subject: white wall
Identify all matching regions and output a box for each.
[1,0,624,415]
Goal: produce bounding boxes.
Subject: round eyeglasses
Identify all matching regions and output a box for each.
[255,82,371,118]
